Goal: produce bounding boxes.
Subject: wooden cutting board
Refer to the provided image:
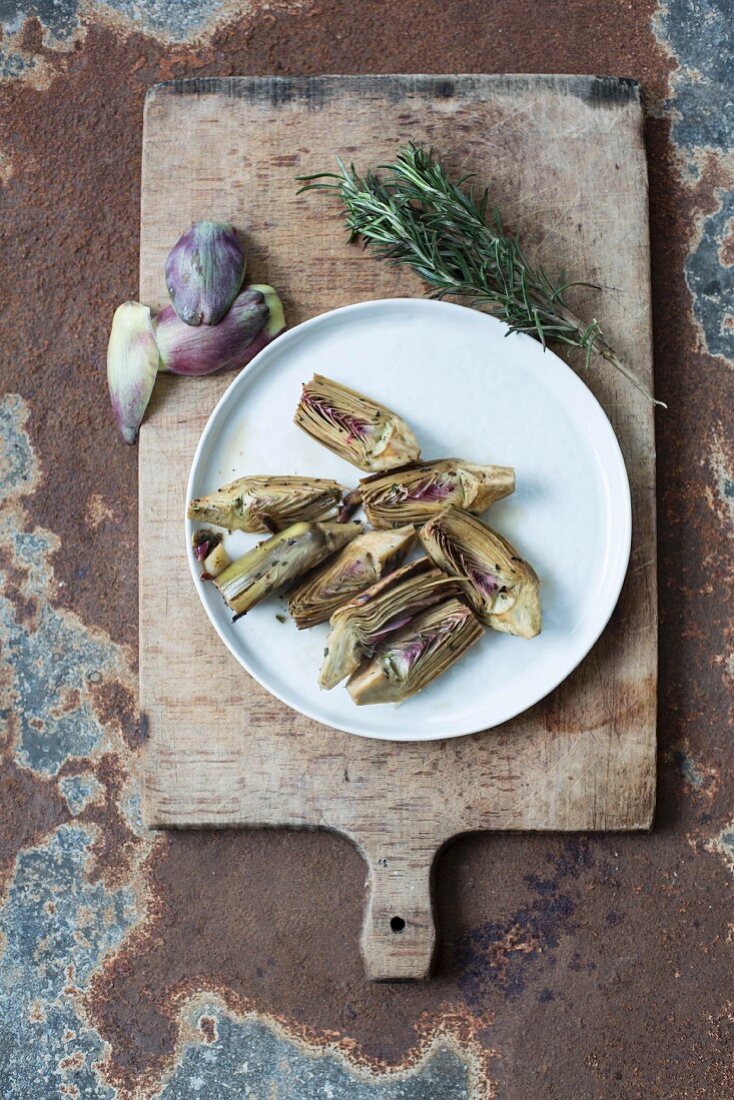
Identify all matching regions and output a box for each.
[139,75,657,980]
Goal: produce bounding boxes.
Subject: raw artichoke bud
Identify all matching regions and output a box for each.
[165,220,246,326]
[214,520,362,618]
[155,285,286,376]
[320,557,462,689]
[294,374,421,472]
[188,475,350,534]
[361,459,515,528]
[288,526,416,629]
[419,506,541,639]
[347,597,483,705]
[107,301,160,444]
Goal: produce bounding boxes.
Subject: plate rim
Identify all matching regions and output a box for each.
[185,296,632,741]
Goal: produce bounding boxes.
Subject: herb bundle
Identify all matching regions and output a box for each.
[298,144,661,406]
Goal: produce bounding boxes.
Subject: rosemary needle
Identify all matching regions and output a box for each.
[298,144,663,407]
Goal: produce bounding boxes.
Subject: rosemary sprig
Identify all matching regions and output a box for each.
[298,144,663,406]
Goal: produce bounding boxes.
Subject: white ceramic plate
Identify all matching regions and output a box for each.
[186,298,631,741]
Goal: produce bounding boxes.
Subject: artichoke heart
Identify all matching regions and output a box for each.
[288,526,416,629]
[360,459,515,528]
[347,597,483,705]
[320,557,462,689]
[294,374,421,472]
[214,520,362,617]
[419,507,541,639]
[188,475,350,533]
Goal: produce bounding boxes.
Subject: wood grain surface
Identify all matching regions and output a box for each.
[139,75,657,981]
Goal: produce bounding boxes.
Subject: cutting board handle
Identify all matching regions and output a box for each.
[359,840,437,981]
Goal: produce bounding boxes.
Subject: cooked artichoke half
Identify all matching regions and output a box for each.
[320,557,462,689]
[419,507,541,638]
[347,597,483,705]
[214,520,362,618]
[288,526,416,629]
[187,475,349,533]
[360,460,515,528]
[294,374,421,472]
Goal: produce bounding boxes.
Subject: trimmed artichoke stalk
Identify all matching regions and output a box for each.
[155,285,286,376]
[107,301,160,444]
[320,557,462,689]
[165,221,246,326]
[347,597,483,705]
[288,526,416,629]
[192,527,223,561]
[202,542,230,578]
[419,506,541,639]
[294,374,421,472]
[214,520,362,618]
[188,475,350,534]
[361,459,515,528]
[192,528,231,577]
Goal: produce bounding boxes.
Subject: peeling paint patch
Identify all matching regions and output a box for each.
[0,394,37,502]
[0,395,135,779]
[0,0,312,79]
[708,824,734,875]
[0,393,149,1093]
[156,1000,475,1100]
[686,189,734,363]
[664,746,719,797]
[654,0,734,173]
[60,773,105,815]
[707,428,734,530]
[0,824,136,1097]
[669,749,705,789]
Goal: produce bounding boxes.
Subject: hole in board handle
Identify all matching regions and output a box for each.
[390,916,406,933]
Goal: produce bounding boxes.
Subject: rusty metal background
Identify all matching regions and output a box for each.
[0,1,732,1096]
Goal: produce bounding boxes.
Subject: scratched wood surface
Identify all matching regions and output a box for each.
[139,75,657,980]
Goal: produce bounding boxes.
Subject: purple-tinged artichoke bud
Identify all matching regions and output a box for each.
[154,285,286,376]
[165,221,246,326]
[106,301,160,444]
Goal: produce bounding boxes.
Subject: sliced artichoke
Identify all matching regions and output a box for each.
[419,506,541,639]
[214,520,362,618]
[320,557,462,689]
[347,597,483,705]
[361,459,515,528]
[294,374,421,472]
[288,526,416,629]
[188,475,350,534]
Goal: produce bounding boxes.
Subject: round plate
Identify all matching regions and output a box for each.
[186,298,631,741]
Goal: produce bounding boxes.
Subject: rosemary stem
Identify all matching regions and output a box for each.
[297,145,663,406]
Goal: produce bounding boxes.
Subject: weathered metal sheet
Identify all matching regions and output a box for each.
[0,0,732,1095]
